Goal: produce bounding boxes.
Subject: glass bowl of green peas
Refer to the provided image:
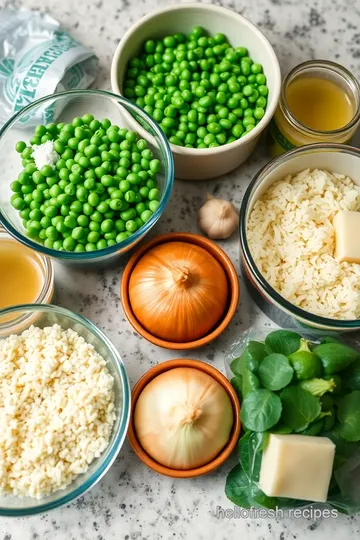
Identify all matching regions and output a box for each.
[0,90,174,264]
[111,3,281,180]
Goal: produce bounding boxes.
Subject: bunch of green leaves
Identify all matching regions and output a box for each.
[226,329,360,514]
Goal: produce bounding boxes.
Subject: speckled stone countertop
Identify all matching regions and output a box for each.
[1,0,360,538]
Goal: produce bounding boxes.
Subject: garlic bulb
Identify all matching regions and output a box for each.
[198,194,239,240]
[134,367,234,470]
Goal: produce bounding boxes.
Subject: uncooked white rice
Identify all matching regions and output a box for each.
[0,324,116,499]
[247,168,360,320]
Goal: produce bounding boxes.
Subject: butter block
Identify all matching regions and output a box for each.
[259,434,335,503]
[333,210,360,263]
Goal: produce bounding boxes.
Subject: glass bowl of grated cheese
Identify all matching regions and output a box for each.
[0,90,174,266]
[240,142,360,332]
[0,304,130,516]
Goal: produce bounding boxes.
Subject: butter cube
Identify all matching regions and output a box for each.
[333,210,360,263]
[259,434,335,503]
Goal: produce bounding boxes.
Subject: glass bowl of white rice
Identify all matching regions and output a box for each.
[0,304,130,516]
[240,143,360,331]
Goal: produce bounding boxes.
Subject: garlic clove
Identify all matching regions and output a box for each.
[198,194,239,240]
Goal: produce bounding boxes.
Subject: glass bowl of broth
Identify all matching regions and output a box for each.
[0,227,54,329]
[269,60,360,156]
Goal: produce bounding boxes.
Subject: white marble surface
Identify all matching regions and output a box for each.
[1,0,360,538]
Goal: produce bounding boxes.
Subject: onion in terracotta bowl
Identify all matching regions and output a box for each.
[127,358,241,478]
[120,233,239,349]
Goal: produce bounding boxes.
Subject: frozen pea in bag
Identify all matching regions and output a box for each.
[0,9,98,127]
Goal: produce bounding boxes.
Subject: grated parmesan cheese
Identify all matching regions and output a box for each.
[247,168,360,320]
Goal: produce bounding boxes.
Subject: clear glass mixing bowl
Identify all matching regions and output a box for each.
[0,90,174,265]
[0,304,131,516]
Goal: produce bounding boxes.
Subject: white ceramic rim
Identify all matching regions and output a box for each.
[111,2,281,156]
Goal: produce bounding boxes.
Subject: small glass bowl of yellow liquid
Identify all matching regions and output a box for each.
[269,60,360,156]
[0,227,54,331]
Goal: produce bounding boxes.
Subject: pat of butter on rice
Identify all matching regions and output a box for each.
[247,168,360,320]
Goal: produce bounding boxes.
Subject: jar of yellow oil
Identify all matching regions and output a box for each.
[269,60,360,156]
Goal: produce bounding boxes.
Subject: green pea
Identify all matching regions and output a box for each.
[140,209,152,223]
[107,198,121,211]
[29,208,41,221]
[148,188,160,201]
[90,210,102,223]
[88,221,99,232]
[88,192,100,207]
[51,215,63,226]
[70,226,83,240]
[254,107,265,120]
[116,232,128,242]
[59,169,70,181]
[16,141,27,153]
[125,219,138,233]
[124,190,136,203]
[113,219,125,233]
[45,226,58,240]
[82,114,94,125]
[256,96,267,109]
[121,208,136,221]
[118,180,129,193]
[248,89,259,103]
[243,116,256,127]
[82,178,95,192]
[216,132,227,144]
[64,215,76,229]
[63,236,76,251]
[74,186,87,202]
[90,156,102,167]
[204,133,215,145]
[100,219,113,233]
[30,201,41,210]
[87,231,100,244]
[258,85,268,97]
[60,204,70,216]
[25,163,37,175]
[36,229,47,241]
[207,122,221,134]
[97,201,109,214]
[20,208,31,220]
[232,124,244,138]
[43,238,54,249]
[18,172,31,185]
[148,200,160,212]
[11,196,25,210]
[75,214,88,228]
[127,173,140,185]
[51,239,62,250]
[44,205,57,218]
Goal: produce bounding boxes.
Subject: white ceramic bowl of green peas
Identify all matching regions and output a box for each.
[111,3,281,180]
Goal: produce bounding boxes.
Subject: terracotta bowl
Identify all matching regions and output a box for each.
[120,232,239,349]
[127,358,241,478]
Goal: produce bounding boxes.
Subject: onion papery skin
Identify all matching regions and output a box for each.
[128,242,229,342]
[134,367,234,469]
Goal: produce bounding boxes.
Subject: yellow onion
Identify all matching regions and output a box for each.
[134,367,234,469]
[128,241,228,342]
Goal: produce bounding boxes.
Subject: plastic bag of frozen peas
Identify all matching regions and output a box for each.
[0,9,98,127]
